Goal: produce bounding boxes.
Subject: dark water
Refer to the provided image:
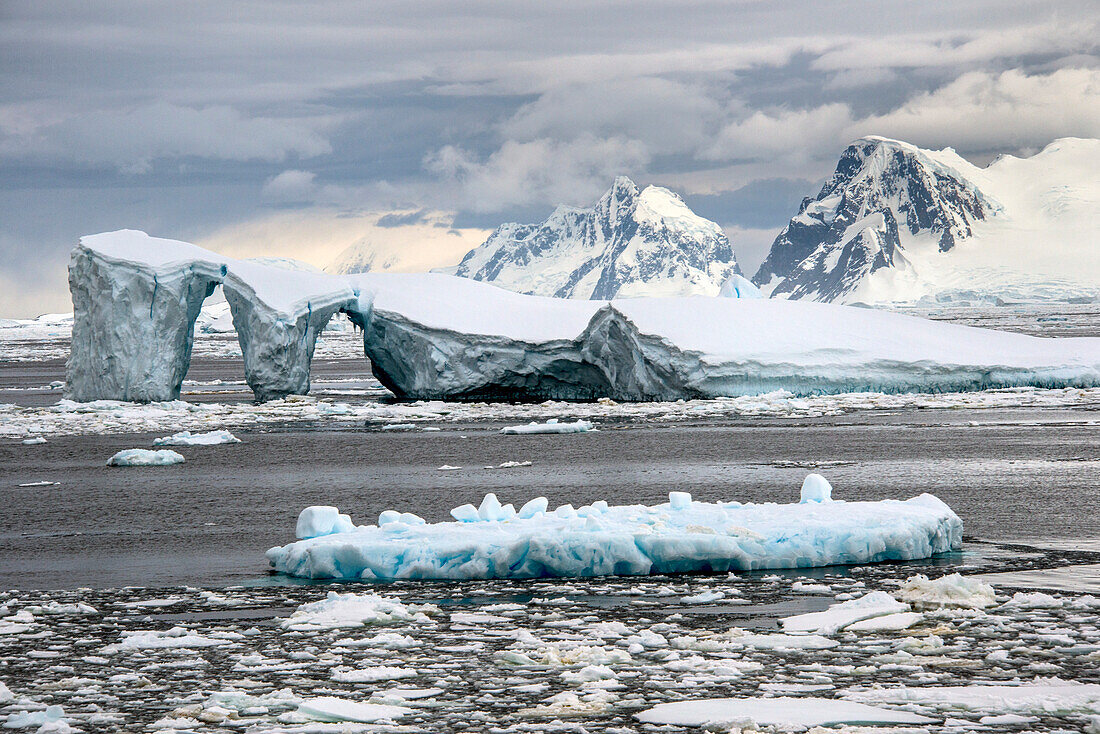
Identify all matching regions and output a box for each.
[1,405,1097,589]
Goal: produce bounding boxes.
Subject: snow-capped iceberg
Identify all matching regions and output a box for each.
[266,486,963,581]
[67,230,1100,405]
[352,272,1100,400]
[67,230,357,403]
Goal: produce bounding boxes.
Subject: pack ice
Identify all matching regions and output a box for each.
[265,482,962,581]
[67,230,1100,403]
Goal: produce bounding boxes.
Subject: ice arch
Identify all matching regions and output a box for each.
[67,231,358,402]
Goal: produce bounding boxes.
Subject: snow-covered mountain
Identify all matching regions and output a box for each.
[454,177,741,299]
[753,136,1100,304]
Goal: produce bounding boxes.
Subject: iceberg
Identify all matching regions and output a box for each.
[67,230,1100,404]
[266,484,963,581]
[106,448,185,466]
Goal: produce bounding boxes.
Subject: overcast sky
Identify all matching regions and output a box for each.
[2,0,1098,316]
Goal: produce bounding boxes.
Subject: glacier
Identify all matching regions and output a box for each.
[67,229,1100,404]
[266,485,963,581]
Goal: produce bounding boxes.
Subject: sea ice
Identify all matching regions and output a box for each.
[781,591,910,634]
[799,473,832,503]
[500,419,595,434]
[267,482,962,581]
[280,592,438,630]
[844,679,1100,716]
[895,572,997,608]
[105,448,185,466]
[295,696,412,723]
[152,429,240,446]
[635,696,932,728]
[295,506,355,539]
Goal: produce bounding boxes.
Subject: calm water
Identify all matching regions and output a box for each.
[1,403,1096,589]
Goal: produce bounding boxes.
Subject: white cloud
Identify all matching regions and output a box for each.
[0,103,331,172]
[261,170,319,203]
[195,208,488,273]
[426,135,650,212]
[706,104,854,162]
[853,68,1100,151]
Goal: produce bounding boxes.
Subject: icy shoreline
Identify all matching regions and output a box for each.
[266,488,963,581]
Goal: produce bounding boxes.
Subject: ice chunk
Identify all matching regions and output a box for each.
[295,506,355,539]
[21,437,46,445]
[895,573,997,608]
[0,682,12,703]
[845,679,1100,716]
[295,696,412,723]
[518,497,548,518]
[153,429,240,446]
[478,493,505,521]
[636,697,932,727]
[669,491,692,510]
[501,419,595,434]
[268,491,963,582]
[106,448,184,467]
[103,627,228,653]
[781,591,910,634]
[4,706,69,730]
[845,611,924,632]
[450,504,480,522]
[799,473,832,503]
[281,591,437,630]
[718,273,764,299]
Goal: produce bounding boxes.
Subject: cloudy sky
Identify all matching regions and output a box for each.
[2,0,1098,316]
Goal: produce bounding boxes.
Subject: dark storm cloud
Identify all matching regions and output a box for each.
[1,0,1097,314]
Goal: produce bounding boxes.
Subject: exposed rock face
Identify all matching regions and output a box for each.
[454,177,741,299]
[753,137,996,302]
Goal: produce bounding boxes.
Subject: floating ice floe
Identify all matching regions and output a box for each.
[501,419,595,434]
[21,436,46,445]
[294,697,412,724]
[280,592,438,630]
[843,679,1100,717]
[152,429,240,446]
[106,448,185,466]
[895,572,997,608]
[65,230,1100,403]
[635,696,933,728]
[781,591,911,635]
[267,482,962,581]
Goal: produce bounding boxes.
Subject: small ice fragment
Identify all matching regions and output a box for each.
[500,419,594,435]
[478,493,505,521]
[669,491,692,510]
[296,506,355,539]
[800,473,832,503]
[399,512,425,525]
[21,437,46,445]
[450,504,480,522]
[106,449,184,467]
[553,503,577,518]
[438,464,461,470]
[518,497,548,518]
[17,480,59,487]
[378,510,402,526]
[153,429,240,446]
[380,423,417,431]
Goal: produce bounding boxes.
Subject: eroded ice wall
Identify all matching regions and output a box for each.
[68,231,356,403]
[67,231,225,402]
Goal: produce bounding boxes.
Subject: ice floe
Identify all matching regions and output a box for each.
[152,429,240,446]
[267,485,961,581]
[279,592,438,630]
[105,448,185,466]
[501,419,596,434]
[635,696,933,728]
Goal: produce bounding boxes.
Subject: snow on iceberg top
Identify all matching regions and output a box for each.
[77,229,355,315]
[351,272,603,342]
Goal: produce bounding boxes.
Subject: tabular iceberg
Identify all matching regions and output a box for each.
[67,230,1100,404]
[265,488,963,581]
[352,272,1100,401]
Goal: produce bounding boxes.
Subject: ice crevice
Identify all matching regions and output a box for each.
[66,230,1100,404]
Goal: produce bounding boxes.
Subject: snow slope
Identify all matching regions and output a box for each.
[755,136,1100,304]
[454,177,741,299]
[267,488,962,581]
